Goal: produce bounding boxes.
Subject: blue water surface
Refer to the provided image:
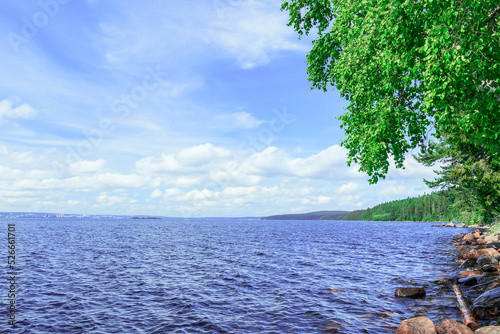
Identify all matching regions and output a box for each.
[0,219,468,333]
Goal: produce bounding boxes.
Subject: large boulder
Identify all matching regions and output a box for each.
[475,326,500,333]
[395,287,426,298]
[436,319,474,333]
[396,317,437,334]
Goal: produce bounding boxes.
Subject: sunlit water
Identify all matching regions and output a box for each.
[0,218,469,333]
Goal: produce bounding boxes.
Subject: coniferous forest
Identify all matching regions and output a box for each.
[339,190,483,224]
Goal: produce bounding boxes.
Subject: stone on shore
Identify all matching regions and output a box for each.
[395,287,426,298]
[396,316,436,333]
[435,319,473,334]
[464,233,476,244]
[456,223,466,228]
[477,255,499,266]
[477,249,500,259]
[459,248,479,261]
[446,223,456,227]
[459,276,478,287]
[486,243,500,250]
[474,326,500,333]
[485,235,500,243]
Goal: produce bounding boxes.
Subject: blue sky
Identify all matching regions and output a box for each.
[0,0,436,216]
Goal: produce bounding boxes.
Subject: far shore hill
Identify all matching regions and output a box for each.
[262,190,471,223]
[261,211,349,220]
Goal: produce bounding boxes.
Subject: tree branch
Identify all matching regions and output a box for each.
[484,4,500,23]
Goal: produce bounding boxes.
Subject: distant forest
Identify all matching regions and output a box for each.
[340,190,480,223]
[262,190,486,224]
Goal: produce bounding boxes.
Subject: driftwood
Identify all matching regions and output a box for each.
[451,283,480,330]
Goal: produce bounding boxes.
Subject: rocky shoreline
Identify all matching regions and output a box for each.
[396,226,500,333]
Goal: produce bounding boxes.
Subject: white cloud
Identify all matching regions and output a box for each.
[336,182,361,195]
[0,140,436,216]
[207,0,306,68]
[0,98,37,120]
[378,185,408,196]
[69,159,107,174]
[150,189,162,198]
[216,111,263,129]
[239,145,351,179]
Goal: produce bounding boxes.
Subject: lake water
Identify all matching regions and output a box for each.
[1,218,469,333]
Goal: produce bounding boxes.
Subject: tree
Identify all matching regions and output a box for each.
[281,0,500,183]
[415,138,500,221]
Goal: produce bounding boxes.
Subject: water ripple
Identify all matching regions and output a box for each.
[0,219,466,333]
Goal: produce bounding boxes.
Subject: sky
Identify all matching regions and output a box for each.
[0,0,438,217]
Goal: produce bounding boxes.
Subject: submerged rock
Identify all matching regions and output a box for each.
[395,287,426,298]
[396,316,436,334]
[474,287,500,308]
[435,319,473,334]
[466,290,479,298]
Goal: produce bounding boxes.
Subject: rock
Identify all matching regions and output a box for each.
[459,248,479,261]
[486,235,500,243]
[486,243,500,250]
[456,223,466,228]
[464,233,476,244]
[396,316,437,334]
[477,249,500,260]
[436,319,473,333]
[459,276,478,287]
[479,239,488,246]
[483,265,499,272]
[475,231,482,238]
[395,287,426,298]
[447,223,456,227]
[474,287,500,308]
[478,255,496,266]
[459,269,484,277]
[474,326,500,333]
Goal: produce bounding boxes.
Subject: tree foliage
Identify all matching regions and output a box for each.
[282,0,500,183]
[415,138,500,221]
[340,190,481,223]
